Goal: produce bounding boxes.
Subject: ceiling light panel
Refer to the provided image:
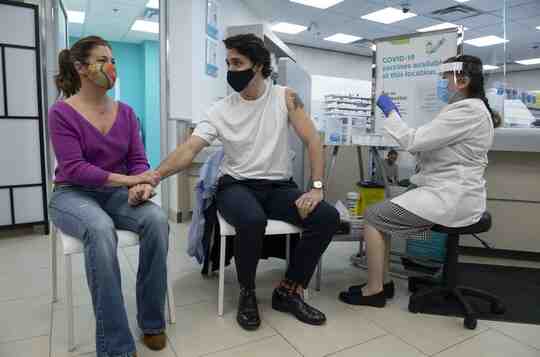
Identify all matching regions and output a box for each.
[361,7,417,25]
[67,10,85,24]
[146,0,159,9]
[271,22,307,34]
[131,20,159,33]
[464,35,508,47]
[289,0,344,9]
[417,23,467,32]
[324,33,362,44]
[515,58,540,65]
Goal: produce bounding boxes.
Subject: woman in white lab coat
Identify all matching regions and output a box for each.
[339,55,501,307]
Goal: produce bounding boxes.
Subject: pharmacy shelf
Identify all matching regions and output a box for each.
[325,106,371,112]
[325,99,371,105]
[324,111,371,118]
[325,94,371,100]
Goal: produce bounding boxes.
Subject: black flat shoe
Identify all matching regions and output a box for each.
[237,288,261,331]
[272,287,326,325]
[347,281,395,299]
[339,289,386,307]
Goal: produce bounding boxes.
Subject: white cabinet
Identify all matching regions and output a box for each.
[0,189,11,226]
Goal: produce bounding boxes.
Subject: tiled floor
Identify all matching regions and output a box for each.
[1,223,539,357]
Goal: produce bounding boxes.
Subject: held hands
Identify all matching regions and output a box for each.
[128,184,155,206]
[376,94,399,117]
[130,170,161,187]
[295,189,323,220]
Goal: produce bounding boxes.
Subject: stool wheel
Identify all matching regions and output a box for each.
[464,316,477,330]
[408,300,421,313]
[491,302,506,315]
[408,280,418,293]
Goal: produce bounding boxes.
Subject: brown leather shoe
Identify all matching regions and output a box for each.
[142,332,167,351]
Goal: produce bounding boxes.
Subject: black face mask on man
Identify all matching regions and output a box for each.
[227,67,255,92]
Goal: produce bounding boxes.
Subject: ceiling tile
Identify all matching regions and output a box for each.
[507,1,540,21]
[68,22,83,37]
[86,1,142,22]
[62,0,88,11]
[404,0,465,16]
[281,33,370,56]
[328,1,389,19]
[465,24,505,39]
[463,0,506,12]
[463,45,506,64]
[457,13,502,29]
[123,30,159,44]
[513,17,540,28]
[463,20,540,64]
[391,14,445,31]
[340,18,408,40]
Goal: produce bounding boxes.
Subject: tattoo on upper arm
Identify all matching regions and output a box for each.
[290,91,304,111]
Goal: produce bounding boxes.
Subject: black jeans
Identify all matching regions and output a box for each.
[215,175,340,289]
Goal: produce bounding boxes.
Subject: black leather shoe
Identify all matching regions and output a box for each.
[237,288,261,331]
[339,289,386,307]
[272,286,326,325]
[347,281,395,299]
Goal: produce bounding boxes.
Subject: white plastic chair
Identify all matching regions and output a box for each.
[216,211,305,316]
[50,226,176,352]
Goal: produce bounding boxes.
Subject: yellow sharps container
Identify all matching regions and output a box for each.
[356,181,385,216]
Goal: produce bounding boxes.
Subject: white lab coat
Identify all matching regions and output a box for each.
[384,98,494,227]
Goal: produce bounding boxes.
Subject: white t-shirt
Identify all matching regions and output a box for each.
[193,82,292,180]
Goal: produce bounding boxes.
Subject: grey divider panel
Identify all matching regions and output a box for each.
[0,120,42,186]
[13,186,44,224]
[0,4,36,47]
[0,1,47,229]
[0,51,4,116]
[5,48,38,117]
[0,189,11,226]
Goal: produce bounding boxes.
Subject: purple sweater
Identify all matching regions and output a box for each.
[48,101,150,187]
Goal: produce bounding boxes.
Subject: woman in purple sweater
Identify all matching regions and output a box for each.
[48,36,167,357]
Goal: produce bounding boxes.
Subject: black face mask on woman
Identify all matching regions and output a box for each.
[227,67,255,92]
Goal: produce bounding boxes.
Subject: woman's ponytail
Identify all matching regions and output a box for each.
[55,49,80,98]
[54,36,112,98]
[479,96,502,128]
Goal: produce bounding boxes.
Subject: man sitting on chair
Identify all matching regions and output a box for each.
[156,34,339,330]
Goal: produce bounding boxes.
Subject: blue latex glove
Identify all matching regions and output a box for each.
[376,94,399,117]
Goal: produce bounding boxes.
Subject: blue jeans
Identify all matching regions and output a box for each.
[49,186,169,357]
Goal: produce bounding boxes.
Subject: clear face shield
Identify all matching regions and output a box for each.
[437,62,470,103]
[438,62,465,85]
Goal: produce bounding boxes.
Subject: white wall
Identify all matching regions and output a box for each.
[192,0,264,124]
[168,0,193,121]
[168,0,263,123]
[287,44,372,81]
[166,0,263,216]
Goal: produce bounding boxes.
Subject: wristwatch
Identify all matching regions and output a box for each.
[312,180,324,190]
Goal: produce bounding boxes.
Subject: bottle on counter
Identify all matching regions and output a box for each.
[346,192,360,217]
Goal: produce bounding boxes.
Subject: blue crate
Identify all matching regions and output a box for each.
[406,231,447,263]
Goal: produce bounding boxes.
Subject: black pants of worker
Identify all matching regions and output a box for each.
[215,175,340,289]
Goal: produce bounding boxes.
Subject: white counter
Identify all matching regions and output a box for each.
[492,128,540,153]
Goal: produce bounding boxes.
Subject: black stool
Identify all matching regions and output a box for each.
[408,212,505,329]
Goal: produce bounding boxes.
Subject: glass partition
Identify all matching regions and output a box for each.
[472,0,540,128]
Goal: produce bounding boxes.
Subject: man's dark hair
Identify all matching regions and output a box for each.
[388,149,398,156]
[223,34,272,78]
